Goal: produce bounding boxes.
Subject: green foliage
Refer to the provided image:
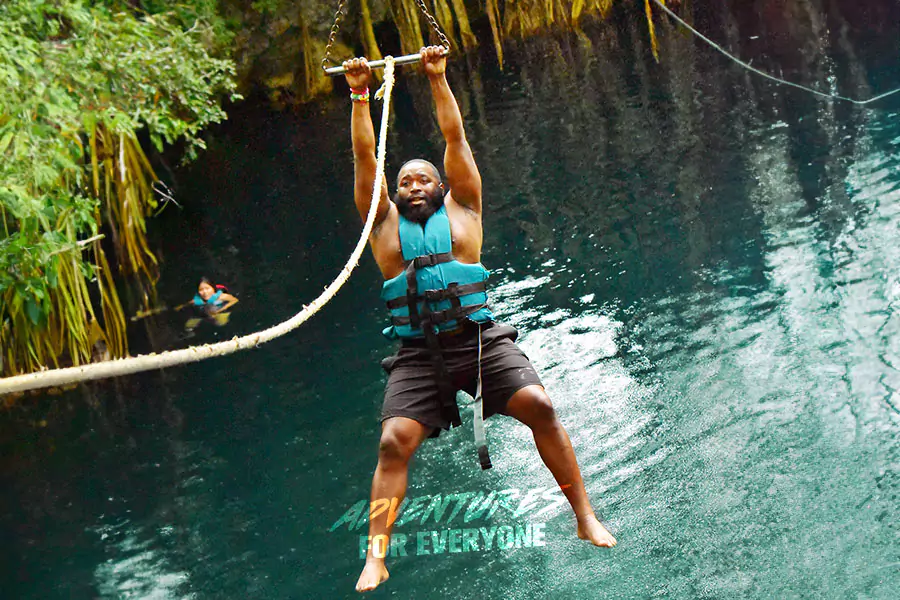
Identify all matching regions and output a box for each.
[0,0,237,156]
[250,0,282,14]
[101,0,236,57]
[0,0,238,377]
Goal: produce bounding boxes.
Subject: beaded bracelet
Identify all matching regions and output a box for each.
[350,87,370,103]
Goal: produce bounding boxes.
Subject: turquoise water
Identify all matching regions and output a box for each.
[2,3,899,598]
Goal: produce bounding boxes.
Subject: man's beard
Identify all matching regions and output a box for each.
[394,188,444,224]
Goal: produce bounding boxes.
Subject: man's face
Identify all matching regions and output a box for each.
[394,160,444,224]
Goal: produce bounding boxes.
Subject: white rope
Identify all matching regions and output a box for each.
[0,57,398,396]
[651,0,900,105]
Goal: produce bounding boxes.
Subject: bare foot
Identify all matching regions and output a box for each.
[577,514,617,547]
[355,561,389,593]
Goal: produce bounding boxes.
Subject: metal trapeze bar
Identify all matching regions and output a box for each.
[323,53,424,76]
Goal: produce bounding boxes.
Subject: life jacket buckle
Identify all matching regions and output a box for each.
[414,254,439,268]
[428,311,451,325]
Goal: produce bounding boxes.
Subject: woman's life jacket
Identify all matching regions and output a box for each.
[193,289,224,315]
[381,205,493,339]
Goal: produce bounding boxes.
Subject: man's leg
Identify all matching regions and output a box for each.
[504,385,617,547]
[356,416,431,592]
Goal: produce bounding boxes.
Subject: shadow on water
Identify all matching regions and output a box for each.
[2,0,900,597]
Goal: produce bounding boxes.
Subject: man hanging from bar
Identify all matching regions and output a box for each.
[344,46,617,593]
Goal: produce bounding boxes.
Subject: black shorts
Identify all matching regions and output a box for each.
[380,321,543,437]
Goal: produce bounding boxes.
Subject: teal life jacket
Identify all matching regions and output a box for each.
[193,289,224,315]
[193,289,223,307]
[194,290,225,306]
[381,205,493,339]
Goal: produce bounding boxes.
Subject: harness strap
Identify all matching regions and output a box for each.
[418,276,461,426]
[447,282,463,312]
[473,322,492,470]
[385,281,487,309]
[404,259,422,330]
[397,249,488,456]
[420,321,462,428]
[406,252,453,269]
[390,302,486,327]
[402,251,457,330]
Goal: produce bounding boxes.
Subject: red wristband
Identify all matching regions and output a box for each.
[350,86,369,95]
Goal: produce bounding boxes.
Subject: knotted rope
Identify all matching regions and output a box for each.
[0,57,398,396]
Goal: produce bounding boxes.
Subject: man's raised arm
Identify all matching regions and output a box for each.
[421,46,482,214]
[344,58,391,226]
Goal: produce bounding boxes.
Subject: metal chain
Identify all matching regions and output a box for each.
[321,0,347,69]
[414,0,451,51]
[321,0,451,71]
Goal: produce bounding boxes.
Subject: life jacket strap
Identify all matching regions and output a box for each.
[390,302,486,327]
[385,281,487,309]
[406,252,453,269]
[405,257,423,329]
[402,251,465,330]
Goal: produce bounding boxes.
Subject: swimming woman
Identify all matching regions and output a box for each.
[182,277,238,331]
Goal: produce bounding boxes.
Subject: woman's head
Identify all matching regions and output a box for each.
[198,277,215,301]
